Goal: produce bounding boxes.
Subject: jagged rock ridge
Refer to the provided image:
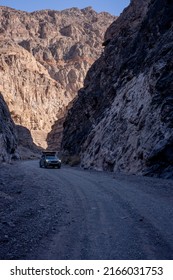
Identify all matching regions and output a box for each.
[62,0,173,178]
[0,6,115,149]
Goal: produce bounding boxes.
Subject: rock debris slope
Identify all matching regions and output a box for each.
[0,6,115,149]
[62,0,173,178]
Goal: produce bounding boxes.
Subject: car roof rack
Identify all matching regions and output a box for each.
[41,151,56,156]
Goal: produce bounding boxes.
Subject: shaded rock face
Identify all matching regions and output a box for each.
[0,6,115,149]
[16,125,42,160]
[0,93,17,162]
[62,0,173,178]
[104,0,151,42]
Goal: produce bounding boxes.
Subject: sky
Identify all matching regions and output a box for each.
[0,0,130,16]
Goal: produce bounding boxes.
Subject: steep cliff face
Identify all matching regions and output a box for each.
[0,93,17,162]
[0,40,67,149]
[0,6,115,149]
[62,0,173,178]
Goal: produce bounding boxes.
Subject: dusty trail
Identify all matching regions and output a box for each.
[0,160,173,259]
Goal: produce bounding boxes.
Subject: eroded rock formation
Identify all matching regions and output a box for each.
[62,0,173,178]
[0,93,17,162]
[0,6,115,149]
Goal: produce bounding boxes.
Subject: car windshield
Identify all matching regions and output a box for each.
[46,156,57,159]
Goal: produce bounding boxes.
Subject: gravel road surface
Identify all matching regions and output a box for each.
[0,160,173,259]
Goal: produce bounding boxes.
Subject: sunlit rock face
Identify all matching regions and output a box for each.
[0,6,115,149]
[0,93,17,162]
[62,0,173,178]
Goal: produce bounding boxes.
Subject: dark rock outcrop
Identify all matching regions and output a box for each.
[0,93,17,162]
[62,0,173,178]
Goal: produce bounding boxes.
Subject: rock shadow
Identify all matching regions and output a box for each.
[16,125,43,159]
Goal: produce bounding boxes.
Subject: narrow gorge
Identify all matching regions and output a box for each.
[0,0,173,178]
[0,6,115,159]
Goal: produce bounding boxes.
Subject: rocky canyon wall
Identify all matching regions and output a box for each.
[0,6,115,150]
[0,93,17,162]
[62,0,173,178]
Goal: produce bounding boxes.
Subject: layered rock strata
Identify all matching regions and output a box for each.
[62,0,173,178]
[0,6,115,149]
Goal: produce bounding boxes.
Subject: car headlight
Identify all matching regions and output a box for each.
[45,159,49,162]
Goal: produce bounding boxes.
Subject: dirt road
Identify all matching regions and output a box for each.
[0,160,173,259]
